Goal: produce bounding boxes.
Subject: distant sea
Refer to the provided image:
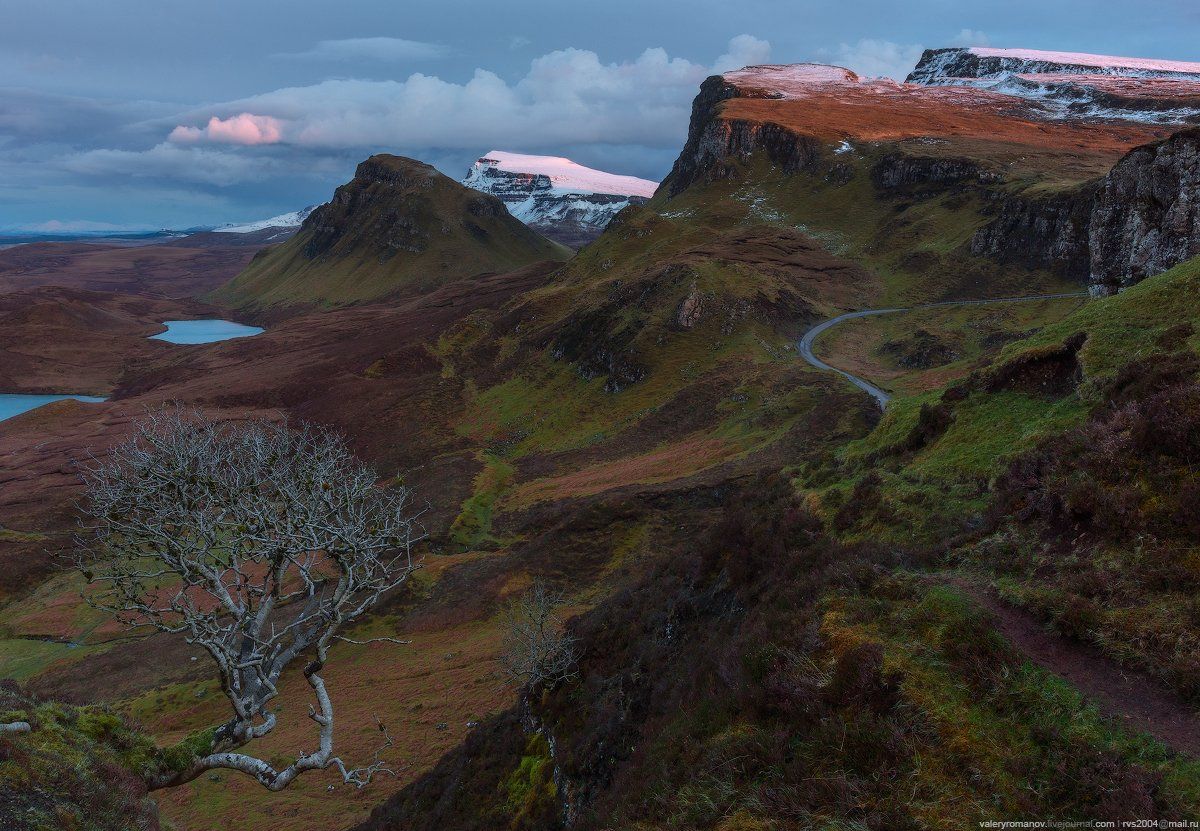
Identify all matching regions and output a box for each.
[0,231,188,249]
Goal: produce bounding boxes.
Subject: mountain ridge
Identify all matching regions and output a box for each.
[212,154,571,312]
[462,151,658,248]
[213,205,320,234]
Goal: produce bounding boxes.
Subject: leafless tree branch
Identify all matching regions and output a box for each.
[70,407,425,791]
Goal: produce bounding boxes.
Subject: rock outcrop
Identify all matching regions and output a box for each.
[970,127,1200,290]
[664,73,825,196]
[1089,128,1200,293]
[870,153,1000,191]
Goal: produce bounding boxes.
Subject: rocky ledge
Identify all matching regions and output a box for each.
[1090,128,1200,293]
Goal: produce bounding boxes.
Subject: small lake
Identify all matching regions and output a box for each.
[0,394,105,422]
[150,319,264,344]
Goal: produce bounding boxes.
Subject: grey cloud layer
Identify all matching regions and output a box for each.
[0,35,769,228]
[1,0,1194,229]
[274,38,452,63]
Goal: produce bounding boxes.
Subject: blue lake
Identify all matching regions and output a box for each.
[150,319,264,344]
[0,394,105,422]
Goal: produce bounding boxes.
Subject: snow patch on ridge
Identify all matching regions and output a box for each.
[466,151,657,198]
[908,46,1200,85]
[214,205,319,234]
[463,151,659,246]
[721,64,864,98]
[966,48,1200,77]
[904,47,1200,125]
[931,74,1200,124]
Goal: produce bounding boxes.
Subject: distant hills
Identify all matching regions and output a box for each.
[0,229,186,249]
[462,151,658,248]
[211,205,320,235]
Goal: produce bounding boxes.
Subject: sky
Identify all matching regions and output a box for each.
[1,0,1196,232]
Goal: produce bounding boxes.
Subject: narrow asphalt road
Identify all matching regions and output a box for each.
[798,293,1089,408]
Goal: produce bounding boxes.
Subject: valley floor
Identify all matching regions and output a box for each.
[4,124,1200,830]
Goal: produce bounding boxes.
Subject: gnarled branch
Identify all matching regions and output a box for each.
[74,408,427,791]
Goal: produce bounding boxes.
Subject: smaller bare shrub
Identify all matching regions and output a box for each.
[501,582,578,690]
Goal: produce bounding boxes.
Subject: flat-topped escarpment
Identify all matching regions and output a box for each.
[908,47,1200,84]
[907,47,1200,125]
[462,151,658,248]
[663,56,1200,295]
[664,61,1182,197]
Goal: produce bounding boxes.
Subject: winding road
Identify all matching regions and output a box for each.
[798,293,1089,408]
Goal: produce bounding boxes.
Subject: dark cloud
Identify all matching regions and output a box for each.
[0,88,173,147]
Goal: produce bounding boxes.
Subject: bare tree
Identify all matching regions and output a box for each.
[501,581,578,690]
[71,408,424,791]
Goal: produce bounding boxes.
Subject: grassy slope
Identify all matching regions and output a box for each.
[358,474,1200,831]
[0,687,166,831]
[219,225,568,311]
[5,139,1192,829]
[346,129,1200,826]
[433,187,882,518]
[813,296,1089,397]
[816,255,1200,701]
[846,255,1200,489]
[662,149,1081,306]
[473,246,1200,823]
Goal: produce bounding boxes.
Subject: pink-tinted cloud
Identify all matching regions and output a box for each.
[169,113,283,145]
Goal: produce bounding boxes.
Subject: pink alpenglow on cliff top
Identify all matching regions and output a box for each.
[967,48,1200,76]
[475,151,658,198]
[722,64,866,98]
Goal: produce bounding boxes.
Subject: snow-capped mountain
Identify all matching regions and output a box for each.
[463,151,658,248]
[908,47,1200,84]
[213,205,320,235]
[907,47,1200,124]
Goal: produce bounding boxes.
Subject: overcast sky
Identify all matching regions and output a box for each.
[1,0,1196,231]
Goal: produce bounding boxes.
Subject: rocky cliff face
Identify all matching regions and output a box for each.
[969,127,1200,291]
[971,188,1097,280]
[1090,128,1200,294]
[463,152,656,249]
[664,74,824,196]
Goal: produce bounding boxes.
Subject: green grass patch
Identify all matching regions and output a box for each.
[500,733,557,825]
[448,453,516,550]
[0,638,85,681]
[827,578,1200,820]
[908,391,1087,480]
[997,255,1200,380]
